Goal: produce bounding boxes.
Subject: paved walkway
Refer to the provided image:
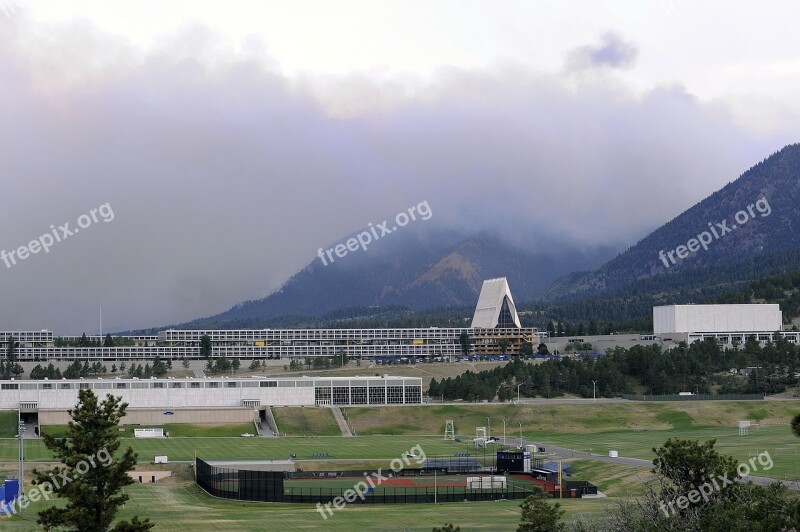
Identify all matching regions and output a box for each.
[331,406,353,437]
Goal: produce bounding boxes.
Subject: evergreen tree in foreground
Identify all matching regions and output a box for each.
[32,389,153,531]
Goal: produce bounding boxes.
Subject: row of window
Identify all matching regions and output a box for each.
[12,345,465,358]
[0,332,54,342]
[687,333,800,344]
[161,328,533,341]
[0,380,422,391]
[314,386,422,405]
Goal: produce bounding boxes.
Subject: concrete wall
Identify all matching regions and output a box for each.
[38,407,256,425]
[129,471,172,483]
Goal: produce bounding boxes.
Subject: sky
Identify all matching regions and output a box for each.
[1,0,799,334]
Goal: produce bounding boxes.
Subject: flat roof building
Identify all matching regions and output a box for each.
[4,375,423,425]
[653,304,783,335]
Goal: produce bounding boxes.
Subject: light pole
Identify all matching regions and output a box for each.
[591,380,597,402]
[518,422,523,446]
[17,418,25,505]
[486,417,490,440]
[502,417,507,447]
[517,383,525,404]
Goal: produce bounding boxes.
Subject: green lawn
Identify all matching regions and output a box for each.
[0,435,472,463]
[346,401,800,436]
[567,460,652,497]
[535,424,800,480]
[42,423,256,438]
[0,477,607,531]
[272,407,341,436]
[0,411,18,438]
[0,454,604,531]
[4,399,798,529]
[162,423,256,437]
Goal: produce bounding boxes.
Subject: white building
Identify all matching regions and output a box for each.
[4,375,423,425]
[471,277,522,328]
[653,304,783,335]
[0,330,53,347]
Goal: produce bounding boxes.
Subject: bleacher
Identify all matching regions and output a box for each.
[538,461,571,476]
[422,458,482,473]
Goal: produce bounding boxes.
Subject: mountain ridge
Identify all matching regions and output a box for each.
[125,143,800,334]
[543,143,800,299]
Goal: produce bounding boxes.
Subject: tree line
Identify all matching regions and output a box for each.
[428,336,800,401]
[54,333,137,347]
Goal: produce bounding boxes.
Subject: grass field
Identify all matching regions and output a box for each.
[0,435,477,463]
[0,410,18,438]
[535,424,800,480]
[0,476,611,531]
[272,407,341,436]
[42,423,256,438]
[567,460,652,497]
[3,400,800,529]
[346,401,800,435]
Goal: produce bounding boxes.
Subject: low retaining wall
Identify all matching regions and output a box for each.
[622,393,764,401]
[39,407,255,426]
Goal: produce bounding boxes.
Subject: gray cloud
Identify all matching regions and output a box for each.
[0,16,794,334]
[566,31,639,71]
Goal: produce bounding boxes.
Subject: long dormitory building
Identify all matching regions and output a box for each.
[0,277,535,361]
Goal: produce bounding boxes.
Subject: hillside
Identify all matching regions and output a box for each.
[160,229,614,330]
[544,143,800,299]
[128,144,800,334]
[524,249,800,330]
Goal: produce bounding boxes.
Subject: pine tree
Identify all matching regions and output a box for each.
[199,334,213,359]
[32,390,153,531]
[6,335,17,362]
[517,491,565,531]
